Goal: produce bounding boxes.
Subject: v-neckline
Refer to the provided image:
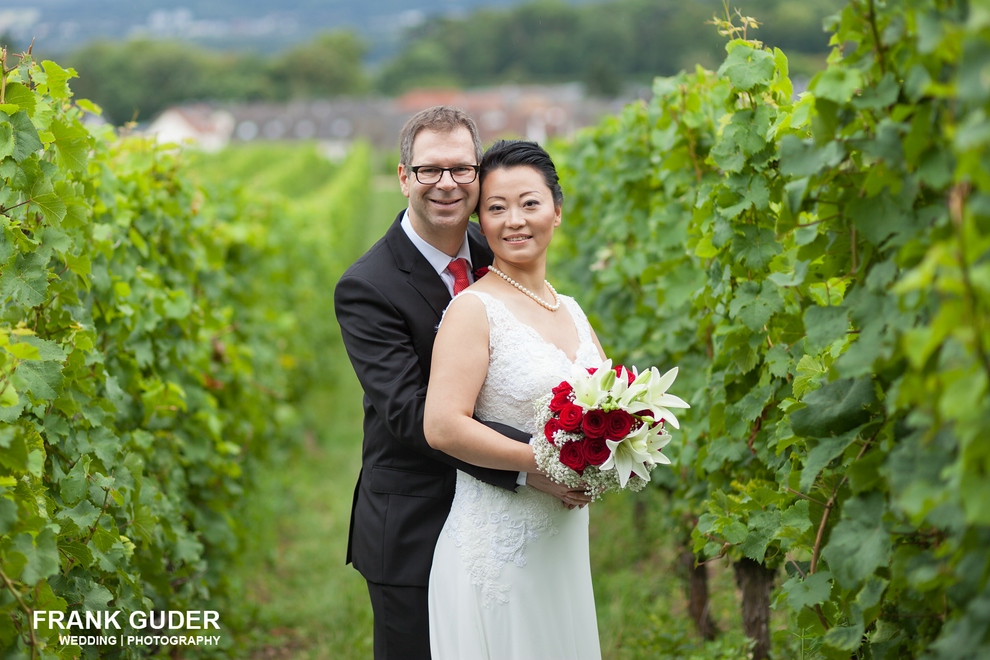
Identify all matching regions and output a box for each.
[484,293,584,364]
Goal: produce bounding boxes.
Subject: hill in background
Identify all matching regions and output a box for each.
[2,0,597,59]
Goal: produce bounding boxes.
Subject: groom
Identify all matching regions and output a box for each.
[333,106,586,660]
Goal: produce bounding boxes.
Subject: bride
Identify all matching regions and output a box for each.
[424,139,605,659]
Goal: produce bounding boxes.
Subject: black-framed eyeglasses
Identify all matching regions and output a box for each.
[409,165,480,185]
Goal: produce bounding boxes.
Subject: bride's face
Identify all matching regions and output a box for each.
[478,165,561,267]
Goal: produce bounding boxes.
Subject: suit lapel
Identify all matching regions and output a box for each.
[386,216,450,323]
[386,216,497,323]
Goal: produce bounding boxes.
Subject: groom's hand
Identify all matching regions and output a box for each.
[526,472,592,509]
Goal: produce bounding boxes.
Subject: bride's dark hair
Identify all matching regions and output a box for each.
[479,140,564,208]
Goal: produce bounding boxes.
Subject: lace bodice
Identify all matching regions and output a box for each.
[442,290,603,606]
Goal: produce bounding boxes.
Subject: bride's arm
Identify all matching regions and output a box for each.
[425,294,539,473]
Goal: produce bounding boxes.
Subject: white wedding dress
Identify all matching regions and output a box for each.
[428,290,603,660]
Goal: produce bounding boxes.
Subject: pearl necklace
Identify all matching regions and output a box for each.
[488,266,561,312]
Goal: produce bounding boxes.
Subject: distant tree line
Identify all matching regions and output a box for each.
[6,0,842,125]
[59,33,369,125]
[377,0,841,95]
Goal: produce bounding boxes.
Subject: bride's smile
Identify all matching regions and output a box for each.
[479,165,562,277]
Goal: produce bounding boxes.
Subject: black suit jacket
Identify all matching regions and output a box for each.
[333,212,524,587]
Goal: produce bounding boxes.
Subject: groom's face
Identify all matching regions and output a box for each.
[399,127,480,240]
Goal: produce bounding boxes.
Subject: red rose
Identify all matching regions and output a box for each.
[549,389,572,413]
[582,437,611,466]
[586,367,598,375]
[473,266,489,279]
[559,440,588,473]
[581,409,608,438]
[552,381,573,396]
[544,417,562,445]
[614,365,636,385]
[557,403,584,432]
[605,409,635,440]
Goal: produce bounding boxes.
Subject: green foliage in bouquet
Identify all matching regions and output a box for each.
[557,0,990,656]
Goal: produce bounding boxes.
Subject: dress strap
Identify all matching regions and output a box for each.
[559,295,593,346]
[454,289,491,305]
[451,289,504,324]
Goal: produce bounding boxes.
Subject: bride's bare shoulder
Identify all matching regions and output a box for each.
[442,290,489,327]
[437,293,490,353]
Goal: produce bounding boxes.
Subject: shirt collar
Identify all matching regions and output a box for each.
[400,210,472,276]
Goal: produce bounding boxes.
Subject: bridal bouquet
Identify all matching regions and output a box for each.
[532,360,690,499]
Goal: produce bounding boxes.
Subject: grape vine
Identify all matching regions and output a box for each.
[558,0,990,656]
[0,51,371,658]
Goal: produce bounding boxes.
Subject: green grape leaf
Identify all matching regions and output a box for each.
[14,360,64,402]
[50,119,91,173]
[57,499,101,530]
[5,341,40,360]
[60,540,94,569]
[60,456,91,505]
[80,580,114,611]
[824,622,867,651]
[741,509,780,562]
[847,191,916,246]
[736,283,783,331]
[768,260,809,287]
[3,82,36,117]
[765,344,792,378]
[811,66,864,104]
[0,110,43,162]
[793,355,826,399]
[718,43,777,91]
[856,575,888,611]
[791,377,875,438]
[732,226,782,270]
[11,527,59,584]
[799,428,860,492]
[778,499,813,536]
[821,493,891,589]
[0,121,13,160]
[0,251,49,306]
[782,570,833,610]
[30,179,68,225]
[851,72,900,110]
[734,384,774,423]
[17,336,66,362]
[779,136,847,177]
[0,497,17,535]
[40,61,77,101]
[804,305,848,351]
[130,504,156,545]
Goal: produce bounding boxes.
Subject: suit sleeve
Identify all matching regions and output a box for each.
[334,273,523,491]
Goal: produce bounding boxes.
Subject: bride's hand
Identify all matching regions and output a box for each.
[525,472,592,509]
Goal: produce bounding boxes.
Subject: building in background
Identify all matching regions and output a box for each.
[145,84,626,156]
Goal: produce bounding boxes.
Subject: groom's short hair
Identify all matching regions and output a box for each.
[399,106,483,166]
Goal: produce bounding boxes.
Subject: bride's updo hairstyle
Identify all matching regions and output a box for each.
[479,140,564,209]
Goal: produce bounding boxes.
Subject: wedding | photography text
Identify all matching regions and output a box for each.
[52,634,223,648]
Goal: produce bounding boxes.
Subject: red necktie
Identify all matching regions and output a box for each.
[447,258,471,295]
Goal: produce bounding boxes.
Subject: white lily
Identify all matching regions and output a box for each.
[570,359,615,409]
[646,429,673,465]
[613,366,649,407]
[599,423,654,488]
[641,367,690,429]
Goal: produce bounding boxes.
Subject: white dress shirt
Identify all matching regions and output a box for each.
[401,211,473,296]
